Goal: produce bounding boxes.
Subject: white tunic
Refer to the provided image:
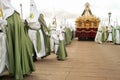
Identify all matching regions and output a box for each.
[107,26,112,42]
[115,26,120,44]
[28,22,46,58]
[51,27,64,54]
[95,26,102,44]
[27,0,46,58]
[49,24,56,52]
[0,0,14,75]
[0,33,8,75]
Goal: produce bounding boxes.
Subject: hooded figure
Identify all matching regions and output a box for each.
[51,25,68,60]
[0,24,7,76]
[27,0,46,59]
[0,0,35,79]
[64,25,72,45]
[49,17,57,52]
[0,2,8,75]
[114,25,120,44]
[95,24,102,44]
[107,25,113,42]
[38,13,51,57]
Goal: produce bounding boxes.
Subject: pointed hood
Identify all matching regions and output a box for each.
[0,0,15,19]
[28,0,39,22]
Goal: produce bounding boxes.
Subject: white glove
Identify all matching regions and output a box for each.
[45,32,48,35]
[45,32,50,37]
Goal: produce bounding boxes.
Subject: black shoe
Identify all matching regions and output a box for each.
[33,56,37,62]
[41,56,46,59]
[57,58,65,61]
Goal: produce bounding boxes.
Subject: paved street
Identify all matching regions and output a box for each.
[1,38,120,80]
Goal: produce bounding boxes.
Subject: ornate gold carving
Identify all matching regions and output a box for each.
[75,2,100,29]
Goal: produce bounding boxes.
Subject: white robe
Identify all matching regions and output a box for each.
[28,22,46,58]
[51,28,64,54]
[0,0,12,74]
[115,26,120,44]
[51,34,59,54]
[0,33,8,75]
[27,0,46,58]
[107,26,112,42]
[95,26,102,44]
[49,25,56,52]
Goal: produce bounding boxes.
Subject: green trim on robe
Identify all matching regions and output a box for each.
[6,11,35,80]
[112,28,116,43]
[41,26,51,56]
[112,26,120,44]
[57,40,68,60]
[101,31,107,42]
[36,30,41,52]
[38,14,51,56]
[101,32,104,42]
[24,20,41,53]
[65,27,72,45]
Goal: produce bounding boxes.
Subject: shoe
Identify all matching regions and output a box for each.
[33,56,37,62]
[41,56,45,59]
[57,58,65,61]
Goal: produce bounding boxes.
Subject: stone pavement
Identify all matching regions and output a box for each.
[1,38,120,80]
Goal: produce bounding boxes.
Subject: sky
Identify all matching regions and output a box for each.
[11,0,120,26]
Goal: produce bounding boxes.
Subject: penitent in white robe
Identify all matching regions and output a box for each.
[27,0,46,58]
[95,26,102,44]
[28,22,46,58]
[107,26,112,42]
[115,26,120,44]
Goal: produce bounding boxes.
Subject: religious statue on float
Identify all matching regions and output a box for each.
[75,2,100,41]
